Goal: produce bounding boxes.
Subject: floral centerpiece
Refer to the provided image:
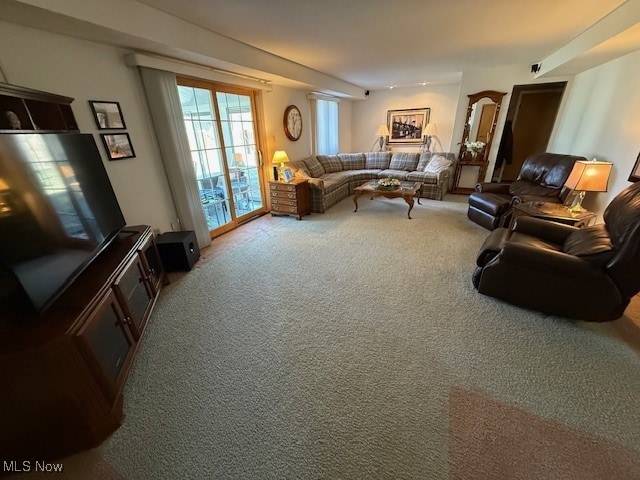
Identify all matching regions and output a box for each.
[464,140,485,158]
[378,177,400,190]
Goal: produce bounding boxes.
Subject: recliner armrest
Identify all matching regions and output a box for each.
[511,194,562,205]
[499,242,600,280]
[475,182,510,194]
[512,216,577,244]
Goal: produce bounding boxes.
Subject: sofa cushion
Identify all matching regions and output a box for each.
[424,154,453,173]
[563,224,615,264]
[339,153,366,170]
[317,155,343,173]
[389,152,419,171]
[405,171,439,185]
[378,169,410,181]
[302,156,326,177]
[365,152,391,169]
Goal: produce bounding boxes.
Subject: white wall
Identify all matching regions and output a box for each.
[261,86,353,162]
[0,20,348,232]
[0,20,178,232]
[453,65,575,182]
[551,48,640,216]
[351,84,460,154]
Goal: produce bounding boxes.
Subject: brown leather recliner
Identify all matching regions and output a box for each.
[467,152,585,230]
[472,181,640,322]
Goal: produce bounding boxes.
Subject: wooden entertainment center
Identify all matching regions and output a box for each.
[0,225,165,459]
[0,82,166,459]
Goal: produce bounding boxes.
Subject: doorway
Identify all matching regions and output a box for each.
[493,82,566,182]
[177,78,266,237]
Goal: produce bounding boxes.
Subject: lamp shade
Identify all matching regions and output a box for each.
[375,124,389,137]
[272,150,289,164]
[423,123,438,136]
[564,160,613,192]
[0,177,8,190]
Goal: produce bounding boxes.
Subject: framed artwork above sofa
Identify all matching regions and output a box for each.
[387,108,430,145]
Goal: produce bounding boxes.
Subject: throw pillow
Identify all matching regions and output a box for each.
[424,155,452,173]
[389,152,419,171]
[302,156,326,177]
[287,160,311,179]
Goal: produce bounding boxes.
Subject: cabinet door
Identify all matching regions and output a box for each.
[138,236,164,294]
[76,289,135,400]
[113,254,154,340]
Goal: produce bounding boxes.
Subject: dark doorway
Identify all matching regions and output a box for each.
[493,82,567,182]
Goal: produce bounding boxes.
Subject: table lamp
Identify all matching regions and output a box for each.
[564,159,613,213]
[272,150,289,181]
[374,124,389,151]
[421,123,438,153]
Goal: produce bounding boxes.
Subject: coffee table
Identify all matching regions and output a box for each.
[353,180,423,219]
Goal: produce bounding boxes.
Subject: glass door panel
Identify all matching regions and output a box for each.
[178,82,265,236]
[216,91,264,220]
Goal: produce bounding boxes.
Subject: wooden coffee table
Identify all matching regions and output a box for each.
[353,180,423,219]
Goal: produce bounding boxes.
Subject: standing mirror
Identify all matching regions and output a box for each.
[452,90,506,194]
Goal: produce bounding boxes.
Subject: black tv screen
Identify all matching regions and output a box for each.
[0,133,126,314]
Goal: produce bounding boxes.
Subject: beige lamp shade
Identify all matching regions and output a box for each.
[423,123,438,137]
[0,177,8,190]
[375,124,390,137]
[272,150,290,165]
[564,160,613,192]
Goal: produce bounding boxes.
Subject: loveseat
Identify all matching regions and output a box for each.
[286,152,456,213]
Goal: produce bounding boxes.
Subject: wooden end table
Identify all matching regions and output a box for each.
[510,201,596,228]
[353,180,423,219]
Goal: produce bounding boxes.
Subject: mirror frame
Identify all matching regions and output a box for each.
[458,90,506,163]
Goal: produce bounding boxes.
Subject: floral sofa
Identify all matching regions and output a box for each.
[286,151,456,213]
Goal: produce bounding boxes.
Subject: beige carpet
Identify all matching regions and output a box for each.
[18,195,640,479]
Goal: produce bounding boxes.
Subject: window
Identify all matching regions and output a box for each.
[315,98,339,155]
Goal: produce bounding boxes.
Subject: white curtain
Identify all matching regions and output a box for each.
[139,67,211,249]
[316,99,339,155]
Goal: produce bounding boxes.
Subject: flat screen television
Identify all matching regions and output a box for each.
[0,133,126,317]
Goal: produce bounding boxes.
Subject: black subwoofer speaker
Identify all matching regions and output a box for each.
[155,231,200,272]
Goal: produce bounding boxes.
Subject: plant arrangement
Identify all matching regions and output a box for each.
[378,177,400,189]
[464,140,485,158]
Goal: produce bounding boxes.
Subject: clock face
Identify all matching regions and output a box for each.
[284,105,302,141]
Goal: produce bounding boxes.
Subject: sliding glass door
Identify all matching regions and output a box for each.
[177,78,265,237]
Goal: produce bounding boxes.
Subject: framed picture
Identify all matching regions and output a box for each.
[629,151,640,182]
[282,168,294,182]
[100,133,135,160]
[387,108,430,145]
[89,101,126,130]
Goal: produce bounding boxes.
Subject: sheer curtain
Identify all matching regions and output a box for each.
[316,99,339,155]
[139,67,211,249]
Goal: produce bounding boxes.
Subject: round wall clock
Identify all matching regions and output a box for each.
[284,105,302,141]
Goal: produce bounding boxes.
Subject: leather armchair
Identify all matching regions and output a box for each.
[467,152,585,230]
[472,181,640,322]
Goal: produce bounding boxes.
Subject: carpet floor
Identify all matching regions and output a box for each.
[23,195,640,479]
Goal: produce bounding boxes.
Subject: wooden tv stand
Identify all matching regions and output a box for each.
[0,225,165,460]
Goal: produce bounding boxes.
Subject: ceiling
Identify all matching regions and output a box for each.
[137,0,628,90]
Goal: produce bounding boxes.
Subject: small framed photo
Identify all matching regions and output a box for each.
[387,107,430,145]
[628,151,640,182]
[282,168,294,182]
[100,133,135,160]
[89,101,126,130]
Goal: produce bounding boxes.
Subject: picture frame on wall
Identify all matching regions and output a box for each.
[387,108,430,145]
[89,101,127,130]
[628,151,640,182]
[100,133,135,160]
